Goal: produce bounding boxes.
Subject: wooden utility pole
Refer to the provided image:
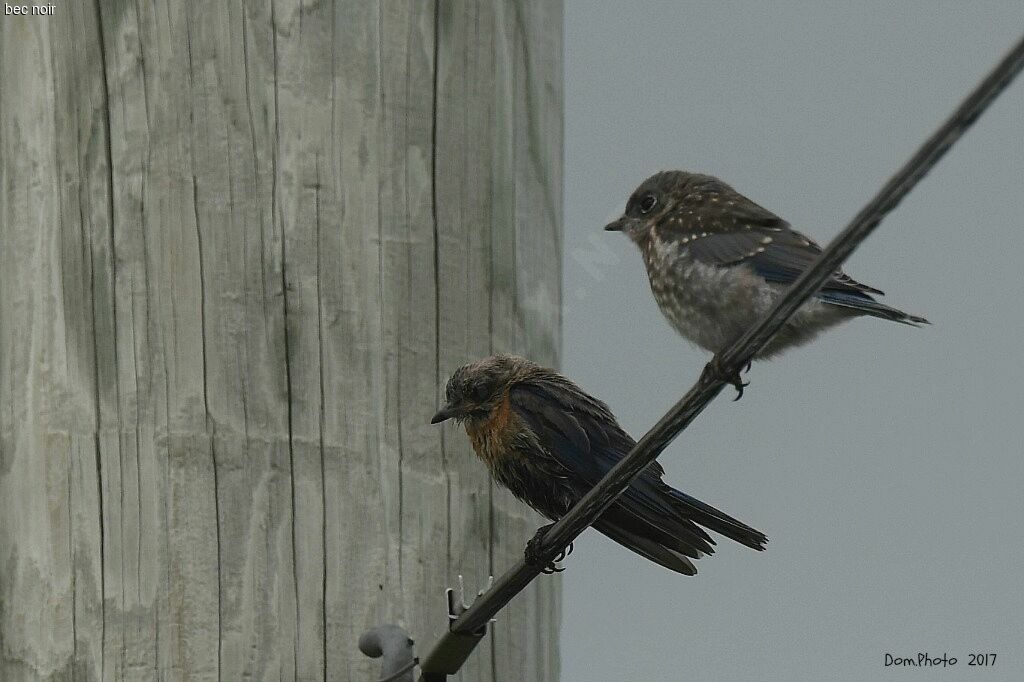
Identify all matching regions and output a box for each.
[0,2,562,680]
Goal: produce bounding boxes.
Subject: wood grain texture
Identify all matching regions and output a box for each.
[0,1,562,680]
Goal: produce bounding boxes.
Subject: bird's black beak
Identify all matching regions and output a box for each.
[604,216,626,232]
[430,404,459,424]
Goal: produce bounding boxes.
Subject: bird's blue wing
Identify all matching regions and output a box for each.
[508,380,767,572]
[658,181,885,296]
[507,382,665,500]
[508,381,718,552]
[678,222,885,296]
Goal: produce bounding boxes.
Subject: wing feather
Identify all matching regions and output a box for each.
[661,181,884,296]
[508,380,726,569]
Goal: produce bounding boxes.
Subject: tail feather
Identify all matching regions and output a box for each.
[594,518,698,576]
[590,481,768,575]
[601,503,715,560]
[668,490,768,551]
[819,290,930,327]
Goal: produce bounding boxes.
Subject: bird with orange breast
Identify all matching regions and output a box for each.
[431,354,767,575]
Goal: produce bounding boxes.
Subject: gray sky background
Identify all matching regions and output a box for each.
[562,2,1024,680]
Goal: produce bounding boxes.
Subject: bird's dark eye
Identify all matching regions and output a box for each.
[465,381,490,403]
[639,194,657,214]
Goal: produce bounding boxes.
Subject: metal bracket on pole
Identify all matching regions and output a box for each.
[359,624,418,682]
[418,576,495,681]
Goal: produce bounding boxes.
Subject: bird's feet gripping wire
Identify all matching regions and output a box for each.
[524,523,574,574]
[705,357,750,401]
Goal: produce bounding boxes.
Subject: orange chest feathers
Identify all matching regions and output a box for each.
[465,393,520,469]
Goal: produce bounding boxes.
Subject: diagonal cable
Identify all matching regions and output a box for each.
[417,32,1024,680]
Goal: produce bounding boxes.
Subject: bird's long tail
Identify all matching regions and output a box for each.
[819,290,929,327]
[668,490,768,552]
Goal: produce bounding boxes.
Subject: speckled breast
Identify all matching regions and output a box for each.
[641,238,768,353]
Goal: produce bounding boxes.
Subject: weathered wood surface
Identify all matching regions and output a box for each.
[0,1,563,680]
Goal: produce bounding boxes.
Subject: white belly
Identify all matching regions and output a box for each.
[644,251,851,358]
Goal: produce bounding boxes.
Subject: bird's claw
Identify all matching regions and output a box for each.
[543,542,574,572]
[731,377,750,401]
[707,358,750,401]
[524,524,552,567]
[525,524,571,575]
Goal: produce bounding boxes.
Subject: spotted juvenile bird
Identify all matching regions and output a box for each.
[431,354,767,575]
[606,171,928,387]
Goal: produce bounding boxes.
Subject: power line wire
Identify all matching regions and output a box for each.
[416,31,1024,681]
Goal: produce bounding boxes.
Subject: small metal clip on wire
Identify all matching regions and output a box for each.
[446,574,496,630]
[359,576,497,681]
[414,575,499,679]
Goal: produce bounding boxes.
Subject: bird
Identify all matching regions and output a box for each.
[430,354,767,575]
[605,170,928,394]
